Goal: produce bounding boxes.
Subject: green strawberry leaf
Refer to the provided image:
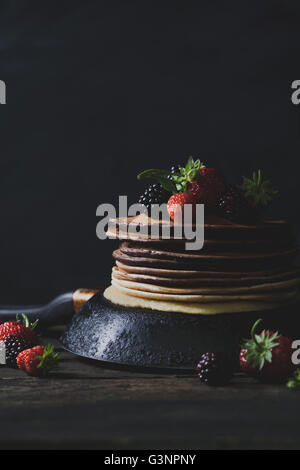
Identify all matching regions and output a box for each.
[287,369,300,389]
[37,344,60,376]
[241,318,280,372]
[158,177,177,194]
[137,169,171,180]
[241,169,278,207]
[137,169,177,194]
[16,313,39,330]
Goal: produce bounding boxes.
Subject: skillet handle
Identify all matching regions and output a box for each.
[73,288,100,313]
[0,288,100,325]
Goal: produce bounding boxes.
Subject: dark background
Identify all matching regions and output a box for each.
[1,0,300,304]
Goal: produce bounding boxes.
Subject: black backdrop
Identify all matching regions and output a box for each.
[1,0,300,303]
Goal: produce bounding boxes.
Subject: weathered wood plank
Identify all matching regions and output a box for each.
[0,329,299,449]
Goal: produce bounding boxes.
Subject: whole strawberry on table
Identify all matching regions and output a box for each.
[240,319,295,383]
[0,314,60,376]
[17,344,60,377]
[137,156,277,222]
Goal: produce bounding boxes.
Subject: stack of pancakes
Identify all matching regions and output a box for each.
[104,214,300,315]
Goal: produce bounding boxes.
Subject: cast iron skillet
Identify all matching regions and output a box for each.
[1,289,299,371]
[59,292,300,371]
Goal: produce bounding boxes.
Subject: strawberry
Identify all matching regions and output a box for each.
[239,348,257,376]
[199,168,226,202]
[240,319,295,382]
[17,344,60,377]
[240,170,277,213]
[187,180,217,205]
[172,160,225,205]
[167,192,195,222]
[0,314,39,345]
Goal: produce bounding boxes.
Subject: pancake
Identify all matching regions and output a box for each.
[115,261,295,279]
[120,238,295,254]
[104,285,296,315]
[108,214,293,241]
[113,248,298,271]
[113,266,300,287]
[119,246,299,261]
[111,279,298,303]
[112,274,300,295]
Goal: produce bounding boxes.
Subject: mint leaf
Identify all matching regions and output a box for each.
[137,169,171,180]
[137,169,176,194]
[158,177,177,193]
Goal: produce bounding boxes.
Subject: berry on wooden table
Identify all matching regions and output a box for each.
[196,352,234,386]
[0,314,39,345]
[240,319,295,382]
[2,335,34,368]
[17,344,60,377]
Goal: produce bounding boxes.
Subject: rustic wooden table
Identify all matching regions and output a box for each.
[0,325,299,450]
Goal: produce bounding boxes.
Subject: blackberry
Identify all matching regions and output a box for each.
[170,164,181,174]
[138,183,169,211]
[3,335,34,368]
[216,184,250,222]
[196,352,234,385]
[167,164,181,181]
